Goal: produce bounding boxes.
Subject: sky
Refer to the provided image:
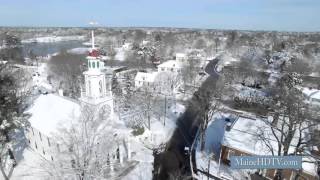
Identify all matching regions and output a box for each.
[0,0,319,32]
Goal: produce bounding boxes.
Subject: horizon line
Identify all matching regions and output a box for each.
[0,25,319,34]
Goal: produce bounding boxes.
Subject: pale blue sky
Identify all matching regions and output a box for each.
[0,0,319,32]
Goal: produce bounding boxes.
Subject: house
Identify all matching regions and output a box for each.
[134,71,158,88]
[302,87,320,106]
[157,60,183,73]
[220,116,319,180]
[175,53,187,64]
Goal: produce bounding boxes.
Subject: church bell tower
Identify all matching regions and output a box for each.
[80,30,114,118]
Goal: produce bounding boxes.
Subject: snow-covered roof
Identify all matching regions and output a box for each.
[302,156,318,176]
[27,94,80,136]
[302,87,320,100]
[223,116,273,155]
[176,53,186,58]
[135,72,158,83]
[158,60,183,69]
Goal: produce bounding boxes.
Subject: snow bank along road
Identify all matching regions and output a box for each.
[153,59,220,180]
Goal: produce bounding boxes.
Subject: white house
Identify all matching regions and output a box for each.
[157,60,183,73]
[134,71,158,88]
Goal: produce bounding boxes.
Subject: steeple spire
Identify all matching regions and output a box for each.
[91,30,95,49]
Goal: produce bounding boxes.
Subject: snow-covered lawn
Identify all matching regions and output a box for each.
[122,139,154,180]
[11,148,53,180]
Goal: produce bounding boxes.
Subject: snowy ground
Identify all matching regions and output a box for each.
[32,63,53,92]
[11,148,53,180]
[122,139,154,180]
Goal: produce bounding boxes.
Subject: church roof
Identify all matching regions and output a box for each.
[26,94,80,136]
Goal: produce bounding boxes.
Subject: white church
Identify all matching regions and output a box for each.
[24,30,131,176]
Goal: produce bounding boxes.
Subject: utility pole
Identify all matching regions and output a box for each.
[148,93,151,130]
[164,95,166,126]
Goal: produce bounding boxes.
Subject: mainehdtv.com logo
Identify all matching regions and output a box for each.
[230,156,302,169]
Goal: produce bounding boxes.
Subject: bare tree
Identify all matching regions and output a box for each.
[198,78,224,151]
[257,73,320,179]
[47,50,84,98]
[41,106,119,179]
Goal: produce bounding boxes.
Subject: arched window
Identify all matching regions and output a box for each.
[92,62,95,68]
[88,81,92,96]
[88,61,91,68]
[97,61,100,68]
[39,132,42,141]
[99,80,102,95]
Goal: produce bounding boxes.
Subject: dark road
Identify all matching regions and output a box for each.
[153,59,220,180]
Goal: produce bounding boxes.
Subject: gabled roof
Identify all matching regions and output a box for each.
[157,60,182,69]
[27,94,80,136]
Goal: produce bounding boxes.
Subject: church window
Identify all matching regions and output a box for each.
[39,132,42,141]
[92,62,95,68]
[97,61,100,68]
[88,61,91,68]
[57,144,60,152]
[99,80,103,94]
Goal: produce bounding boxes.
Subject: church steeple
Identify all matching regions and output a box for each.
[80,29,114,117]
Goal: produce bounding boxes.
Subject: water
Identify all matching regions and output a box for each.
[22,40,85,56]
